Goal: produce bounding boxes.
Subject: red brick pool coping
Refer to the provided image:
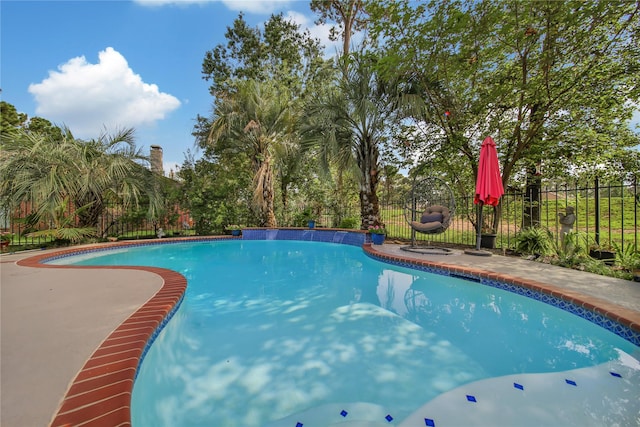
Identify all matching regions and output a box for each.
[16,236,640,427]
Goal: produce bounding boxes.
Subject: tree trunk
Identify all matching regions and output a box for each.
[359,140,381,229]
[75,196,102,228]
[523,164,541,227]
[254,157,277,228]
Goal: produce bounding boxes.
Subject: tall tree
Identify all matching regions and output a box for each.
[0,127,162,235]
[303,52,396,229]
[196,12,329,225]
[369,0,640,177]
[369,0,640,229]
[201,12,324,99]
[310,1,370,223]
[310,0,368,56]
[0,101,27,133]
[207,80,297,227]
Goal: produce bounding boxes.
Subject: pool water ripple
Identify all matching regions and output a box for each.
[51,238,639,427]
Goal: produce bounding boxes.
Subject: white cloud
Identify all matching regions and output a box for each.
[219,0,294,14]
[134,0,294,14]
[28,47,180,138]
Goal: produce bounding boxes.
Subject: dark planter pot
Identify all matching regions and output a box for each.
[370,233,385,245]
[589,249,615,264]
[633,269,640,283]
[480,234,497,249]
[308,220,316,229]
[231,229,241,237]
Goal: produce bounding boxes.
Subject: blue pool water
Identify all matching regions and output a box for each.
[59,240,639,426]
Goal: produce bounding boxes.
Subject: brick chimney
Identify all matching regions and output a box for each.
[150,145,164,175]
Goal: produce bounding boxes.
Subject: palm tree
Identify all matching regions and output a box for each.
[0,127,162,238]
[303,52,394,229]
[208,79,296,227]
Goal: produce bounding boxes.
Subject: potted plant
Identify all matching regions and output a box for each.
[0,233,12,249]
[480,227,497,249]
[226,225,242,236]
[589,242,616,264]
[368,225,386,245]
[612,242,640,281]
[472,205,498,249]
[632,259,640,283]
[514,227,554,257]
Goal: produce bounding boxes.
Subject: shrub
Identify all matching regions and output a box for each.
[339,217,359,229]
[514,227,554,256]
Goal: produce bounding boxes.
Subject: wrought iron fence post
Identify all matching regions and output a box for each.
[595,177,600,246]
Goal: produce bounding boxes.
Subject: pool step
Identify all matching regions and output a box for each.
[398,359,640,427]
[263,402,395,427]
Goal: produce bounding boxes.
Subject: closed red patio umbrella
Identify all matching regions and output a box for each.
[470,136,504,254]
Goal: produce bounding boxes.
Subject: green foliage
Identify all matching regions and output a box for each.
[292,207,314,227]
[1,125,163,233]
[206,79,298,227]
[301,51,400,229]
[367,225,386,234]
[202,12,324,98]
[310,0,368,56]
[339,216,359,229]
[24,200,96,244]
[178,150,253,234]
[514,227,554,256]
[612,242,640,271]
[0,101,27,133]
[551,231,591,266]
[367,0,640,191]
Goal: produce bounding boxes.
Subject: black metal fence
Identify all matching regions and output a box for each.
[297,178,639,252]
[2,178,638,253]
[0,202,193,248]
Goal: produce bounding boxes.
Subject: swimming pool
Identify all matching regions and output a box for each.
[55,237,640,426]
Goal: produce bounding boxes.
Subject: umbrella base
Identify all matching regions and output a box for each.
[401,245,455,255]
[464,249,493,257]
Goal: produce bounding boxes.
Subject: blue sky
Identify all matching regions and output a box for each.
[1,0,340,175]
[2,1,638,177]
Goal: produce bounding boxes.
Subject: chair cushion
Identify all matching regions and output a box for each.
[420,212,444,224]
[411,220,443,233]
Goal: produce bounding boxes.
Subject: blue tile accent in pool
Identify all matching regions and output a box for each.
[242,229,366,247]
[425,418,436,427]
[514,382,524,390]
[610,371,622,378]
[340,410,348,417]
[466,395,477,402]
[385,414,394,422]
[136,292,185,380]
[364,251,640,347]
[565,379,577,386]
[296,422,303,427]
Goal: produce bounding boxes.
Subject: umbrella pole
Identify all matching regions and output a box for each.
[464,202,492,256]
[476,202,483,251]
